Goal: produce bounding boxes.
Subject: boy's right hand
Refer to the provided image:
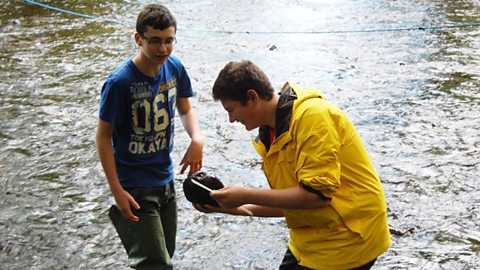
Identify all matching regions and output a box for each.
[113,189,140,222]
[193,202,253,216]
[193,203,220,214]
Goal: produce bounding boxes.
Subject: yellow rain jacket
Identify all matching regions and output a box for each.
[253,82,390,269]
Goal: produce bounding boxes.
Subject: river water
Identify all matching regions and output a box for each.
[1,0,479,269]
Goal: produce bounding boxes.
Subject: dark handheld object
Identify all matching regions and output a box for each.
[183,171,224,206]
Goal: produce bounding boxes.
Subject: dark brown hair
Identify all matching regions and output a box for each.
[136,4,177,35]
[212,60,274,104]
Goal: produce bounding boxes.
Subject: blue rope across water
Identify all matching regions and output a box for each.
[24,0,131,26]
[24,0,480,34]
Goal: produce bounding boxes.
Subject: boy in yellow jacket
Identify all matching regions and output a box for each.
[194,60,390,270]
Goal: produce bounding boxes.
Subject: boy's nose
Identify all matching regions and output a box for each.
[157,43,168,52]
[228,114,235,123]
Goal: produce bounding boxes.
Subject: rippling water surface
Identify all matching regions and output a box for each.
[1,1,479,269]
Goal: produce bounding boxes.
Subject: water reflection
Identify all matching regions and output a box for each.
[1,0,479,269]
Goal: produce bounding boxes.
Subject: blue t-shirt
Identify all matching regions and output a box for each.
[99,55,194,188]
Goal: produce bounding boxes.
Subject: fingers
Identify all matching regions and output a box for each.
[210,188,227,199]
[129,197,140,221]
[179,160,202,175]
[192,203,204,212]
[131,197,140,210]
[188,164,199,176]
[193,203,219,213]
[179,142,203,175]
[120,207,139,222]
[239,206,254,216]
[179,162,188,174]
[197,160,203,172]
[193,203,209,213]
[209,190,226,207]
[119,198,140,222]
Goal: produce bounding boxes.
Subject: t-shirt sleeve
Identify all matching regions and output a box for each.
[98,78,127,126]
[171,56,194,98]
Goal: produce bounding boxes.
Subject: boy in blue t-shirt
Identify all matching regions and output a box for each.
[96,4,203,269]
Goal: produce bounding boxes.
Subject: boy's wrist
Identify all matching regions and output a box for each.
[191,136,204,146]
[109,181,124,195]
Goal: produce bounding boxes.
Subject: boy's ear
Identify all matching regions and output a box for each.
[134,32,142,46]
[246,89,259,102]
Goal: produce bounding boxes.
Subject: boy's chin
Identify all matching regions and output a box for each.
[244,125,257,131]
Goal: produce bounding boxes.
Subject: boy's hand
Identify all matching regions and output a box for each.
[113,188,140,222]
[179,139,203,175]
[192,203,221,213]
[193,202,253,216]
[210,187,248,209]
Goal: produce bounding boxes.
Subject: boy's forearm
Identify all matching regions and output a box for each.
[177,97,203,142]
[96,129,122,195]
[180,109,203,142]
[242,204,284,217]
[244,187,329,210]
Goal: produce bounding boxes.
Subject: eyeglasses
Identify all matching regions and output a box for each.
[141,35,177,46]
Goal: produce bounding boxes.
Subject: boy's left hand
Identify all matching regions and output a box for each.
[179,139,203,175]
